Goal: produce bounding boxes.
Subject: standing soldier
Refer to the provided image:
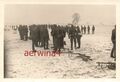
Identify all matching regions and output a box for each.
[42,25,49,49]
[81,25,84,34]
[92,25,95,34]
[37,24,41,47]
[87,25,90,34]
[18,25,24,40]
[51,24,57,49]
[56,26,63,51]
[76,26,82,48]
[61,26,66,49]
[30,24,39,51]
[111,25,116,59]
[68,25,76,50]
[84,25,86,34]
[24,25,28,41]
[35,25,40,47]
[54,26,60,51]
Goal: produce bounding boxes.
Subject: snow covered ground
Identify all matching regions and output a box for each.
[4,25,115,78]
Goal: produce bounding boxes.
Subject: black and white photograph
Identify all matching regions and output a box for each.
[4,4,116,78]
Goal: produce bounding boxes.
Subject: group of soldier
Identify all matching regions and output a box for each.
[5,22,116,61]
[18,25,28,41]
[50,24,66,51]
[8,23,116,60]
[29,24,49,51]
[17,24,87,52]
[67,25,82,50]
[80,25,95,34]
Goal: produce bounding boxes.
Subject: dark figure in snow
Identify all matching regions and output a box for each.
[68,25,77,50]
[92,25,95,34]
[23,25,28,41]
[111,25,116,59]
[18,25,28,41]
[81,25,84,34]
[51,24,57,49]
[76,26,82,48]
[18,25,24,40]
[41,25,49,49]
[87,25,90,34]
[29,24,39,52]
[83,25,86,34]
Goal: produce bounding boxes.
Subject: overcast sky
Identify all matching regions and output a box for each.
[4,4,116,25]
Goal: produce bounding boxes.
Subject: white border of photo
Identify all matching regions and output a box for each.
[0,0,120,82]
